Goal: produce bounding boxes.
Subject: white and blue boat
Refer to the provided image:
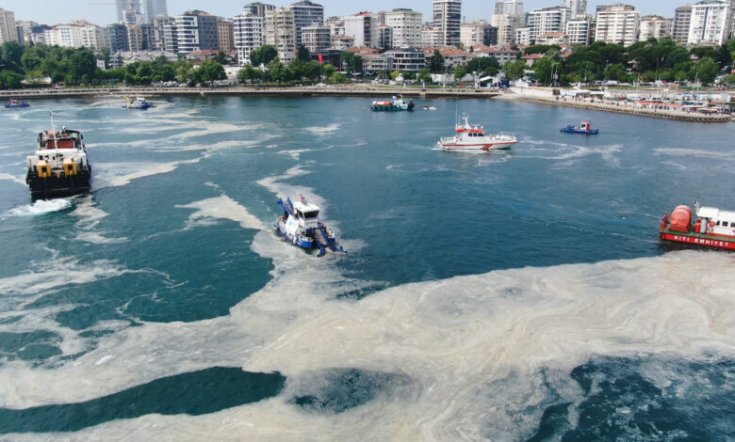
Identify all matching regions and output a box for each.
[560,120,599,135]
[5,98,30,109]
[276,196,345,257]
[123,96,152,110]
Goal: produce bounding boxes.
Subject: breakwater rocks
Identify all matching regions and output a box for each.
[511,95,732,123]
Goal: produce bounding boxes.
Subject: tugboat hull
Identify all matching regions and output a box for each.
[26,169,92,198]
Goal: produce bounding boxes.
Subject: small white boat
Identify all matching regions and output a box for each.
[122,96,152,110]
[438,114,517,151]
[275,195,345,257]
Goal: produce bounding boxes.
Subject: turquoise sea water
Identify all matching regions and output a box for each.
[0,95,734,440]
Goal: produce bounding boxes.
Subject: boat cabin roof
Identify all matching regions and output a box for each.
[292,200,320,213]
[38,129,83,149]
[697,206,735,221]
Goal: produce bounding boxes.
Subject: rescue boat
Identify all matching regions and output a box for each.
[276,195,345,257]
[659,203,735,251]
[25,119,92,198]
[438,113,518,151]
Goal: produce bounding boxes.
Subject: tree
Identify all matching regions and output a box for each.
[329,71,347,84]
[428,49,445,73]
[467,56,501,76]
[2,41,25,72]
[417,68,432,84]
[695,57,719,84]
[533,57,554,85]
[503,59,526,81]
[250,45,278,66]
[322,63,336,78]
[296,45,310,62]
[237,64,262,83]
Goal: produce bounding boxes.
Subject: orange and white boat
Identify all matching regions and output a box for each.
[438,114,517,151]
[660,203,735,251]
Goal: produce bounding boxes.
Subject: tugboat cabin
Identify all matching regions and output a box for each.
[38,129,84,150]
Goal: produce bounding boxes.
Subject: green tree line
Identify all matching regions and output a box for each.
[0,42,227,89]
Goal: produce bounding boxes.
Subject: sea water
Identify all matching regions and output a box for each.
[0,96,733,440]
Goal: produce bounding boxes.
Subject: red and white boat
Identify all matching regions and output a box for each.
[660,203,735,251]
[438,114,517,151]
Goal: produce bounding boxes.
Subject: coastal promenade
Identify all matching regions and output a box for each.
[502,87,732,123]
[0,84,500,100]
[2,84,731,123]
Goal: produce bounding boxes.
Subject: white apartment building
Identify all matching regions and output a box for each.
[526,6,570,44]
[491,14,520,47]
[301,24,330,54]
[175,11,219,54]
[384,8,422,48]
[566,18,592,45]
[433,0,462,47]
[0,8,18,44]
[421,27,444,48]
[515,26,531,45]
[233,11,264,65]
[687,0,731,46]
[43,22,104,49]
[265,7,296,63]
[288,0,324,47]
[460,20,490,48]
[344,13,379,48]
[564,0,587,19]
[594,4,640,47]
[638,15,672,41]
[672,5,693,45]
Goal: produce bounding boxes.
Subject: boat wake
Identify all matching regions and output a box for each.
[3,199,73,218]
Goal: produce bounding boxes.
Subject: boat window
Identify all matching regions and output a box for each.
[723,221,730,227]
[303,211,319,219]
[716,221,721,226]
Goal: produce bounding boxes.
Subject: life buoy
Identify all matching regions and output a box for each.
[708,220,715,228]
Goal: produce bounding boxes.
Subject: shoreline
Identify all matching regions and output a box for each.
[499,88,732,123]
[2,84,732,123]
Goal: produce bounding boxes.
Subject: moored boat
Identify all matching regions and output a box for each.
[560,120,599,135]
[5,98,30,109]
[370,96,414,112]
[659,203,735,251]
[276,196,345,256]
[25,122,92,198]
[123,96,152,110]
[437,113,517,151]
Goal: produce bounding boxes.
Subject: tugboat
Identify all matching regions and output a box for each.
[560,120,599,135]
[370,96,414,112]
[5,98,30,109]
[122,96,152,110]
[659,203,735,251]
[25,118,92,198]
[438,113,518,151]
[276,195,345,257]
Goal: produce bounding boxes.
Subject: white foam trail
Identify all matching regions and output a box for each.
[92,160,194,188]
[305,123,340,135]
[654,147,732,160]
[3,199,72,218]
[176,195,267,231]
[71,197,128,244]
[0,172,26,186]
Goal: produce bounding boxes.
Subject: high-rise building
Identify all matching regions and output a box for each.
[150,16,175,50]
[233,10,264,65]
[564,0,587,19]
[421,26,444,48]
[143,0,167,23]
[433,0,462,47]
[460,20,491,48]
[384,8,422,48]
[116,0,128,23]
[264,7,297,63]
[218,19,234,52]
[687,0,731,46]
[566,17,591,45]
[526,6,570,44]
[288,0,324,47]
[119,0,142,25]
[43,21,105,49]
[301,24,331,53]
[672,5,693,44]
[107,23,130,51]
[492,1,523,46]
[175,11,219,54]
[638,15,672,41]
[594,4,639,47]
[344,12,379,48]
[245,2,275,17]
[0,8,18,44]
[377,25,393,49]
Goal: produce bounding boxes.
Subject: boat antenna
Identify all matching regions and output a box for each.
[50,109,56,132]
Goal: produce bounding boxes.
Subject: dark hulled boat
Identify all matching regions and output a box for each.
[25,126,92,198]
